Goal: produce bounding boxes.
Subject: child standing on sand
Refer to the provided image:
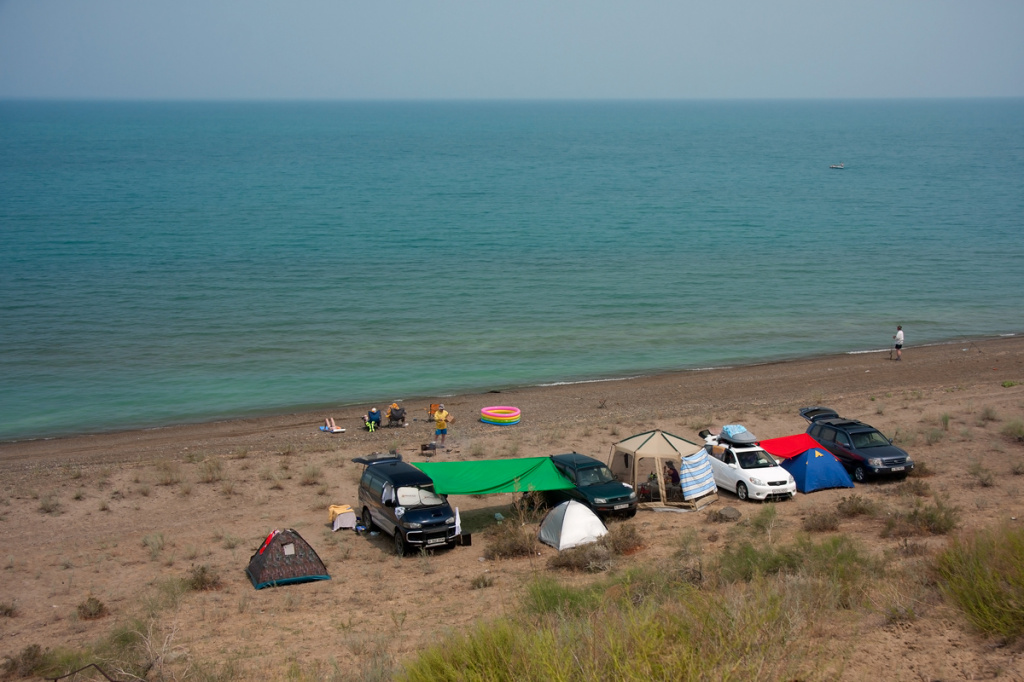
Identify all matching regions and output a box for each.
[434,404,453,448]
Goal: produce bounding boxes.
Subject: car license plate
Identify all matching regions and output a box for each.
[613,504,628,510]
[891,466,905,472]
[426,538,446,545]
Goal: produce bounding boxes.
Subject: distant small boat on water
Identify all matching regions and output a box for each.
[830,163,845,169]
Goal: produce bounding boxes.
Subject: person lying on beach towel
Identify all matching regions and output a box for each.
[320,417,345,433]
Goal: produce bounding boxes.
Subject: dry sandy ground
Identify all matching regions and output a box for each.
[2,337,1024,680]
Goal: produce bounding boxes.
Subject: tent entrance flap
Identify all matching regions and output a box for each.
[413,457,575,495]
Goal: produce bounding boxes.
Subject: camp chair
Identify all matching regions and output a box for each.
[426,403,440,419]
[387,406,406,427]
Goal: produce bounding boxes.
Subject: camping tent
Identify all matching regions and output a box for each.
[413,457,575,495]
[759,434,854,493]
[246,529,331,590]
[608,430,717,509]
[538,500,608,550]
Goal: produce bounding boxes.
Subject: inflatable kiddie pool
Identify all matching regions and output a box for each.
[480,406,521,426]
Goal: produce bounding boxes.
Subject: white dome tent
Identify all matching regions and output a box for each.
[538,500,608,551]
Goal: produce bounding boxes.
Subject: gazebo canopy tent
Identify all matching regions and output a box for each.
[608,430,717,510]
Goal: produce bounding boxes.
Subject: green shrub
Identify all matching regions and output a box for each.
[980,406,998,423]
[155,460,181,486]
[802,511,840,532]
[37,494,61,515]
[882,499,959,537]
[750,504,779,535]
[968,461,995,488]
[1,644,52,678]
[483,518,537,560]
[548,543,613,573]
[836,494,875,517]
[897,479,932,497]
[198,458,223,483]
[601,522,643,555]
[908,461,932,478]
[185,564,222,591]
[76,596,108,620]
[470,574,494,590]
[937,525,1024,640]
[1001,419,1024,443]
[142,533,164,560]
[300,465,323,486]
[1001,380,1019,388]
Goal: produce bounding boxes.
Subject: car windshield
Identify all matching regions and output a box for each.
[396,486,444,507]
[737,450,778,469]
[575,465,616,486]
[851,430,891,449]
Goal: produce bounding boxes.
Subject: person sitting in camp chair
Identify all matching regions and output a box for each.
[362,407,382,432]
[663,461,683,500]
[386,403,407,427]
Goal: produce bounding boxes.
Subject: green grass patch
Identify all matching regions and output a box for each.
[882,498,959,537]
[403,568,834,681]
[937,524,1024,641]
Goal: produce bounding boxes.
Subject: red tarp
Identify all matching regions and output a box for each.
[758,433,826,459]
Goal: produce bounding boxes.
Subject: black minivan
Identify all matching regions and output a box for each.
[355,454,458,556]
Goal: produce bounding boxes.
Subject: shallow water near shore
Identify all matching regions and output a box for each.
[2,99,1023,440]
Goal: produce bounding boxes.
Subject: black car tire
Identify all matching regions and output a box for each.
[853,466,866,483]
[736,482,748,501]
[626,508,638,519]
[362,507,376,532]
[394,530,407,557]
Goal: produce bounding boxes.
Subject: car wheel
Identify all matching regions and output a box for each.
[394,530,407,557]
[626,508,637,519]
[736,482,748,501]
[853,466,866,483]
[361,507,376,531]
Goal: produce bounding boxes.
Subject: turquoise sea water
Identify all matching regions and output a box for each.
[2,100,1023,441]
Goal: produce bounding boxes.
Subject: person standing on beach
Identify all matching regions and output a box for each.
[433,404,453,448]
[893,325,904,361]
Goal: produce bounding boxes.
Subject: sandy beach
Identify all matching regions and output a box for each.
[2,336,1023,679]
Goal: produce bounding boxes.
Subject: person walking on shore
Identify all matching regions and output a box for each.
[893,325,904,361]
[433,404,453,448]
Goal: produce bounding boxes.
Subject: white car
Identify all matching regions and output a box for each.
[702,429,796,502]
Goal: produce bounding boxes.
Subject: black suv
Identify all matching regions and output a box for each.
[799,406,914,482]
[544,453,638,518]
[354,454,458,556]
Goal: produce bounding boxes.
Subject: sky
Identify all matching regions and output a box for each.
[1,0,1022,100]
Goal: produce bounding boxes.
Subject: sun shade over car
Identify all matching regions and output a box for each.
[413,457,576,495]
[395,486,444,507]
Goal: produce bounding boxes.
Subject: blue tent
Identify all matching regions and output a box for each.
[761,434,854,493]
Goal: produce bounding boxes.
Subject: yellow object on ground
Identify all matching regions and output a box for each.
[328,504,354,523]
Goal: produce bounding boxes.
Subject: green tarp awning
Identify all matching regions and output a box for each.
[412,457,575,495]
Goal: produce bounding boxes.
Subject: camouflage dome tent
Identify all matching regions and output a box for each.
[246,529,331,590]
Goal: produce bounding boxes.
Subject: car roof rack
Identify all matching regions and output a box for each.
[352,452,403,466]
